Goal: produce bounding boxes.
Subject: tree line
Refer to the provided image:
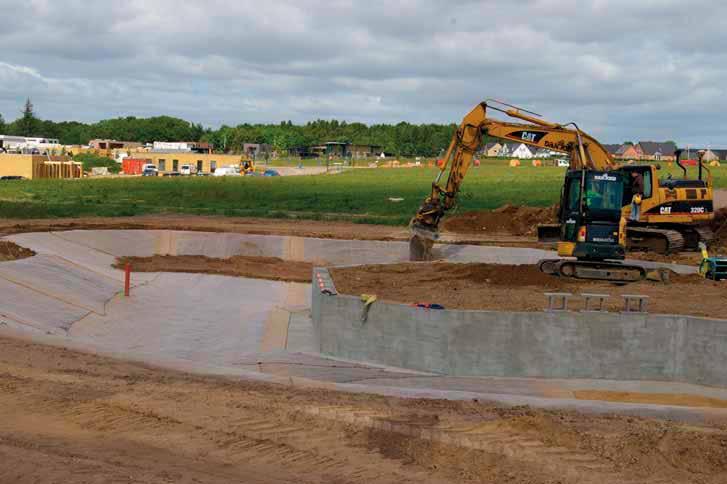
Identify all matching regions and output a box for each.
[0,98,457,157]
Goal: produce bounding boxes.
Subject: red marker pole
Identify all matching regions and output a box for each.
[124,262,131,297]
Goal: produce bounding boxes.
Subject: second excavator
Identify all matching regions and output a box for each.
[409,100,714,282]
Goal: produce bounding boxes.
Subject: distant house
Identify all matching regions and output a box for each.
[602,144,622,156]
[534,148,559,158]
[89,139,142,151]
[500,142,534,159]
[707,149,727,161]
[636,141,677,161]
[615,143,643,160]
[680,148,727,162]
[349,144,382,158]
[242,143,271,159]
[151,141,212,153]
[483,142,502,157]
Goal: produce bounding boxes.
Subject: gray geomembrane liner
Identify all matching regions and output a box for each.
[1,229,721,423]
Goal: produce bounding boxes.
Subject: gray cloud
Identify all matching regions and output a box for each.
[0,0,726,145]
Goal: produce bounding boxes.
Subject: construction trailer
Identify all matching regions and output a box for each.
[0,154,82,179]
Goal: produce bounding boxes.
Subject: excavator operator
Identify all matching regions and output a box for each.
[629,171,644,221]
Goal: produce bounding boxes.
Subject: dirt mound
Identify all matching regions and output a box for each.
[331,262,726,316]
[711,208,727,247]
[443,205,558,236]
[419,263,566,288]
[114,255,312,283]
[0,241,35,261]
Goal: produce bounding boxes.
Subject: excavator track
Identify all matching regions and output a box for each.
[694,226,715,246]
[538,258,646,283]
[626,227,684,254]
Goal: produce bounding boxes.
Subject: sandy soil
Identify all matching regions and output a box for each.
[0,241,35,261]
[331,262,727,317]
[443,205,558,236]
[0,214,410,241]
[2,334,727,484]
[115,255,313,283]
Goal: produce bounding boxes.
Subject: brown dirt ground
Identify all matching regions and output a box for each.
[0,214,410,241]
[115,255,313,283]
[0,241,35,261]
[331,262,727,317]
[2,334,727,484]
[444,204,558,236]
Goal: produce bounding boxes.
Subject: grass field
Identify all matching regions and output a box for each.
[0,161,723,224]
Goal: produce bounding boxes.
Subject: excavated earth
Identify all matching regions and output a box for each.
[331,262,727,317]
[0,241,35,261]
[115,255,313,283]
[2,335,727,484]
[443,205,559,236]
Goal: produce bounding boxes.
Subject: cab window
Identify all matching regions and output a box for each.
[566,178,581,211]
[642,169,652,198]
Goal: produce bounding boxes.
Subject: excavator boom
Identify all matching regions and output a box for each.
[409,100,614,260]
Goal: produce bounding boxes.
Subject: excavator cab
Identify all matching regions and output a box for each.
[557,170,626,261]
[538,169,648,281]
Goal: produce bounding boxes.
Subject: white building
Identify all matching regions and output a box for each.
[152,141,193,151]
[500,142,534,159]
[0,135,61,152]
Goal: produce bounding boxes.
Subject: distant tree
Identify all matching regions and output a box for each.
[17,98,40,136]
[0,113,5,134]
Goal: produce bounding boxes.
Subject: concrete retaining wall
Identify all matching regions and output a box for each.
[312,268,727,387]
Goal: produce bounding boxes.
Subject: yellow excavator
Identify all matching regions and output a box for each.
[409,100,715,281]
[240,156,255,175]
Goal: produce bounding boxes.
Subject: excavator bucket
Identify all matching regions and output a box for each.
[409,219,438,261]
[409,233,434,261]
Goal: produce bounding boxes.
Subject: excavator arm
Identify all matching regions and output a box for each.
[409,100,615,260]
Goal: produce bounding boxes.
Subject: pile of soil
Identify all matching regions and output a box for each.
[443,204,558,236]
[0,241,35,261]
[114,255,312,283]
[331,262,725,317]
[711,207,727,248]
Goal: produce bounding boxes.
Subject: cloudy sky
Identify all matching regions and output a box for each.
[0,0,725,145]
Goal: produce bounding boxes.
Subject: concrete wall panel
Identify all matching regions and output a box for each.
[313,272,727,387]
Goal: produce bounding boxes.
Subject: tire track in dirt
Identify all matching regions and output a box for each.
[1,335,726,484]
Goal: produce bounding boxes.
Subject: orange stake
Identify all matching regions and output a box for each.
[124,262,131,297]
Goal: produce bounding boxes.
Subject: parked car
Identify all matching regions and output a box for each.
[212,167,241,177]
[179,164,196,176]
[262,169,280,177]
[0,176,25,180]
[142,167,159,176]
[142,164,159,176]
[195,171,210,176]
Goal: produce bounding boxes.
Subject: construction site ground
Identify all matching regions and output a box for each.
[116,254,723,317]
[331,262,726,317]
[3,333,727,484]
[1,190,726,483]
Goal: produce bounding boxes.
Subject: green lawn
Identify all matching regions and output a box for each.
[0,161,723,224]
